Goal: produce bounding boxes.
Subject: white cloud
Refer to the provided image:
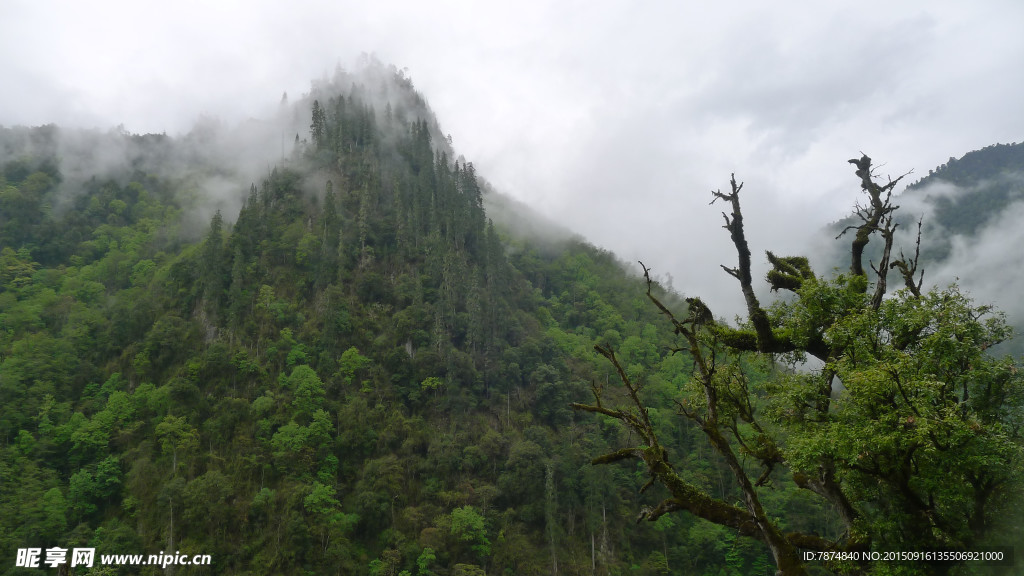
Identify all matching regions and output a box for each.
[2,0,1023,315]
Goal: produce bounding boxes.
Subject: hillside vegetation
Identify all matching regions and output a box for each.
[3,64,1020,576]
[1,64,795,575]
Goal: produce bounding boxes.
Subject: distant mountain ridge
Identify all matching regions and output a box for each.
[820,141,1024,267]
[903,141,1024,237]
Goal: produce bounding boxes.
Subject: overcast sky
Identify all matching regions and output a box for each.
[3,0,1023,316]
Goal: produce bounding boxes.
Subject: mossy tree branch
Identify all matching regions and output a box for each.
[572,156,1019,576]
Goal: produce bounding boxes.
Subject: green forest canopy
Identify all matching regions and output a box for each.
[1,63,1021,575]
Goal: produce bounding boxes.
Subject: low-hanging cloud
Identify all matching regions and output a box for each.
[1,2,1023,315]
[920,183,1024,320]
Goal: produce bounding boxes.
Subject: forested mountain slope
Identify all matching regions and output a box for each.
[905,141,1024,238]
[0,64,794,575]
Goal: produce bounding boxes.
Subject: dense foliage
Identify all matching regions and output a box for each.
[4,63,1020,576]
[0,64,791,575]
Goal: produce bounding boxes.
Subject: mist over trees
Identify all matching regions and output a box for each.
[2,60,740,575]
[1,59,1021,576]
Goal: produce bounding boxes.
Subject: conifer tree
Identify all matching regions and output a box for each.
[311,99,326,150]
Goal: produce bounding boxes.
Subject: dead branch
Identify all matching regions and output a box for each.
[869,213,898,309]
[891,217,924,297]
[840,154,911,283]
[710,175,777,352]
